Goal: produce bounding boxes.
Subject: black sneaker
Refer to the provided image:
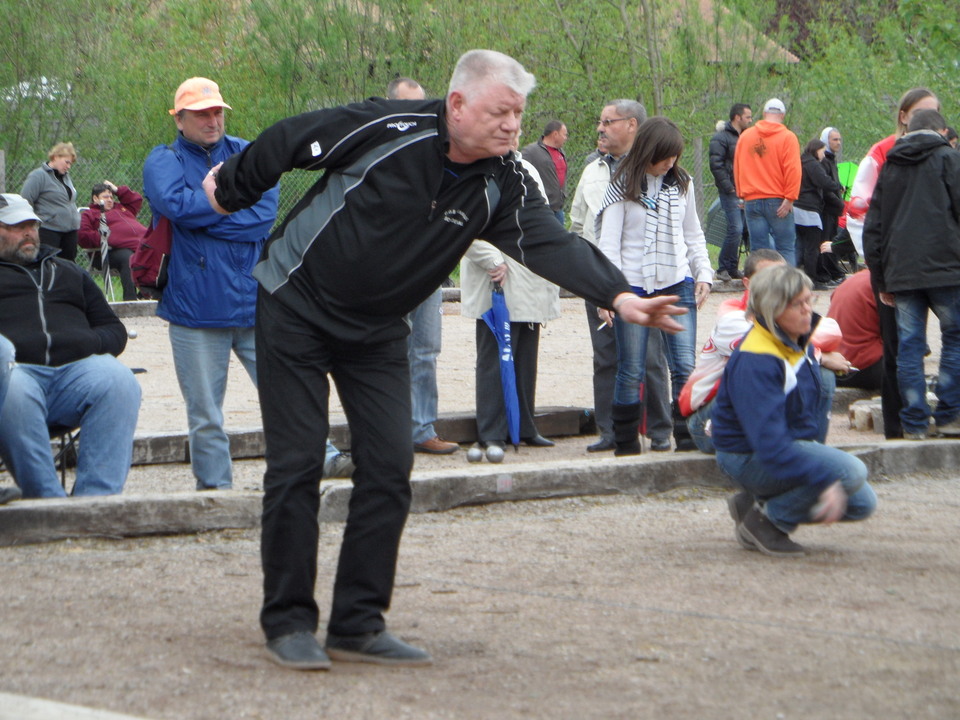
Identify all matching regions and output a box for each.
[325,630,432,666]
[265,631,332,670]
[737,507,805,557]
[727,492,755,550]
[650,438,671,452]
[715,269,732,283]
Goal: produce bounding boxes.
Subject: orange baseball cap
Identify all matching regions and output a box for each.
[169,77,232,115]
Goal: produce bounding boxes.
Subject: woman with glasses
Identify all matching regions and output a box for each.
[711,264,876,557]
[596,117,712,455]
[20,142,81,262]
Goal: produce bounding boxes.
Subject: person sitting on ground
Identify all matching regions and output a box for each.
[79,181,147,301]
[0,194,141,498]
[711,264,877,557]
[826,269,883,391]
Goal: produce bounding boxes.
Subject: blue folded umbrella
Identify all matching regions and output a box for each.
[481,283,520,449]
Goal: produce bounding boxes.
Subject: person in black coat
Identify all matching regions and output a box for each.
[795,139,844,288]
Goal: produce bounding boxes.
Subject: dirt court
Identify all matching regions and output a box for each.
[1,477,958,719]
[1,290,958,719]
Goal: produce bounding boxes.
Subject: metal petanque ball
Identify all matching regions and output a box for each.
[485,445,505,463]
[466,447,484,463]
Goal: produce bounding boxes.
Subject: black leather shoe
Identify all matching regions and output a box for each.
[325,631,432,666]
[523,434,555,447]
[0,486,22,505]
[587,437,615,452]
[265,631,331,670]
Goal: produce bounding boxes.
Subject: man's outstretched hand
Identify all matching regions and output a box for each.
[611,293,687,333]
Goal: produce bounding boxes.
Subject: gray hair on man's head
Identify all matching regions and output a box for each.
[448,50,536,100]
[603,99,647,123]
[747,264,813,333]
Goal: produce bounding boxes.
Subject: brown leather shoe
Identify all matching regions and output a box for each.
[414,436,459,454]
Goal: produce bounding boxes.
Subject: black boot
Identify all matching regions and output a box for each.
[672,401,696,452]
[612,402,643,456]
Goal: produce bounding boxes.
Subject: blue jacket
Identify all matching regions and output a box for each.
[143,133,279,327]
[711,316,835,493]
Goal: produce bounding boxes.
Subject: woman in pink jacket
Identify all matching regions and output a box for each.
[79,182,147,301]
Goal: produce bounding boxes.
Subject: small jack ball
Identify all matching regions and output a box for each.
[485,445,505,463]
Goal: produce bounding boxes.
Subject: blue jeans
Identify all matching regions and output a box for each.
[718,192,744,273]
[554,209,565,226]
[406,287,443,444]
[0,354,141,498]
[894,287,960,433]
[744,197,796,266]
[169,324,258,490]
[686,400,715,454]
[0,334,13,409]
[612,281,697,405]
[716,441,876,533]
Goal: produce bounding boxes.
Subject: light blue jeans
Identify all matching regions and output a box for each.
[612,281,697,406]
[170,325,343,488]
[406,287,443,444]
[0,334,13,409]
[169,325,258,490]
[716,441,876,533]
[0,354,141,498]
[744,197,796,266]
[894,287,960,433]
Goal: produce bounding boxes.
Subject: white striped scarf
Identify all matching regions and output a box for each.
[599,173,683,293]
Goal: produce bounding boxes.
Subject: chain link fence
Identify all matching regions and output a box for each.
[1,132,869,280]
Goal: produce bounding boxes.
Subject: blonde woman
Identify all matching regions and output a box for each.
[21,142,81,262]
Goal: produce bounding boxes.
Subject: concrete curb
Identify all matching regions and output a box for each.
[1,438,952,547]
[0,691,154,719]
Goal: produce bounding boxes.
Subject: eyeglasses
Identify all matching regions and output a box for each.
[597,117,630,127]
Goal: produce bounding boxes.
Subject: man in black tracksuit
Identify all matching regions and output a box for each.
[864,109,960,439]
[205,50,685,670]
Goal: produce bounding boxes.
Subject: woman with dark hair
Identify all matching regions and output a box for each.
[712,264,876,557]
[795,138,844,289]
[845,87,940,439]
[597,117,713,454]
[20,142,81,262]
[78,181,147,301]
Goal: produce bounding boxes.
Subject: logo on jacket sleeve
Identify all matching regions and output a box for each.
[310,141,322,156]
[387,121,417,132]
[442,209,469,227]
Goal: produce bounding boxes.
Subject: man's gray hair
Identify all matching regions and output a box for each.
[386,77,422,100]
[747,264,812,333]
[448,50,536,100]
[604,99,647,123]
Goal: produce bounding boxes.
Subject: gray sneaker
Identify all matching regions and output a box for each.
[265,631,331,670]
[738,506,805,557]
[936,418,960,436]
[325,630,432,666]
[323,452,355,479]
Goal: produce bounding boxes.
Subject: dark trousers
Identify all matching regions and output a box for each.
[584,300,671,441]
[475,319,541,443]
[93,247,137,300]
[39,227,78,263]
[797,224,825,282]
[257,290,413,640]
[877,297,904,438]
[585,301,616,441]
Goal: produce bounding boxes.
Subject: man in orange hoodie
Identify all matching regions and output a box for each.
[733,98,801,266]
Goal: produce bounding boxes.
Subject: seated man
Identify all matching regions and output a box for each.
[0,194,141,498]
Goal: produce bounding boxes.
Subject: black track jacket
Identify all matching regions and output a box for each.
[214,98,631,343]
